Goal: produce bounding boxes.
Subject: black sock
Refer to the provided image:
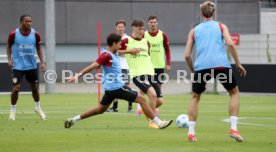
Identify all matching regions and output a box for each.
[128,101,132,110]
[112,101,118,110]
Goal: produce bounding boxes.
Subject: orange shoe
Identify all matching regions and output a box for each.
[230,129,244,142]
[188,134,198,142]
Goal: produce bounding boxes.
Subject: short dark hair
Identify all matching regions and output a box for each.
[20,14,32,23]
[131,19,144,27]
[106,33,122,47]
[115,20,126,27]
[148,15,158,21]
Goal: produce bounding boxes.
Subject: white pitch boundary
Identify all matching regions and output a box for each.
[222,117,276,127]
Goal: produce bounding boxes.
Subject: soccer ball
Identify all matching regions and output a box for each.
[176,114,189,128]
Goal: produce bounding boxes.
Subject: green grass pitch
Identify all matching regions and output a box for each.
[0,94,275,152]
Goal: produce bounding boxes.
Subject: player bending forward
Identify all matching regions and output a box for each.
[64,33,173,129]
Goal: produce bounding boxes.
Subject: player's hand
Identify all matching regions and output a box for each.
[8,60,13,69]
[165,65,171,71]
[40,63,46,72]
[67,76,78,83]
[130,48,140,54]
[236,64,246,77]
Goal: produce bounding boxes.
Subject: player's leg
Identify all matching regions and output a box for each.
[26,69,47,120]
[116,86,173,129]
[133,75,157,111]
[187,69,210,142]
[135,90,143,116]
[124,69,133,112]
[65,93,113,128]
[9,70,23,120]
[216,68,243,142]
[106,99,118,112]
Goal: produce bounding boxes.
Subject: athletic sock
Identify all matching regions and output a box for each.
[11,105,16,113]
[112,101,118,110]
[230,116,238,131]
[35,101,41,110]
[137,104,141,110]
[188,121,196,135]
[152,117,162,126]
[128,101,133,110]
[72,115,81,123]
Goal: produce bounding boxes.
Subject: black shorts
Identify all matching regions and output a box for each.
[100,86,138,105]
[132,75,163,98]
[12,69,38,85]
[121,69,130,84]
[154,68,165,84]
[192,68,237,94]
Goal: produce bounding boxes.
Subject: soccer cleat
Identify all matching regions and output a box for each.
[106,108,118,112]
[148,122,159,129]
[158,120,173,129]
[9,112,16,121]
[230,129,244,142]
[188,134,198,142]
[35,108,47,120]
[64,118,75,128]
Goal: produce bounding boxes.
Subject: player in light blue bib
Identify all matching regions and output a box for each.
[184,1,246,142]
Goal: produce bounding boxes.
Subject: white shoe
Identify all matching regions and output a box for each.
[159,120,173,129]
[35,108,47,120]
[9,112,16,121]
[64,118,75,128]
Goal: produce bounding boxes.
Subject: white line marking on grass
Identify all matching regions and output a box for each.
[222,117,276,127]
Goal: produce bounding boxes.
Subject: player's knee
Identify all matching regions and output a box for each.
[157,97,163,106]
[12,85,21,94]
[147,88,157,100]
[228,87,239,96]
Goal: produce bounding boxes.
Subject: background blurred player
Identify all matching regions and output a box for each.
[185,1,246,142]
[136,15,172,116]
[65,33,173,129]
[119,19,165,128]
[6,15,47,120]
[106,20,133,112]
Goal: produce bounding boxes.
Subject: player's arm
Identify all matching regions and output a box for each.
[163,32,171,71]
[221,24,246,77]
[67,53,111,82]
[117,38,140,55]
[35,32,46,72]
[6,31,15,69]
[184,29,195,73]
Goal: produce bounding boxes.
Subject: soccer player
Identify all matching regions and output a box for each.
[119,19,165,128]
[6,15,47,120]
[136,15,172,115]
[64,33,173,129]
[106,20,133,112]
[185,1,246,142]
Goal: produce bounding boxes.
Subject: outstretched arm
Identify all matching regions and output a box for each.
[67,62,100,82]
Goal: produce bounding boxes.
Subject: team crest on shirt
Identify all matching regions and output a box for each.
[12,77,17,84]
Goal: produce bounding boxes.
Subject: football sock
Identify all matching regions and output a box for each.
[112,101,118,110]
[35,101,41,110]
[230,116,238,131]
[72,115,81,123]
[11,105,16,113]
[188,121,196,135]
[152,117,162,126]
